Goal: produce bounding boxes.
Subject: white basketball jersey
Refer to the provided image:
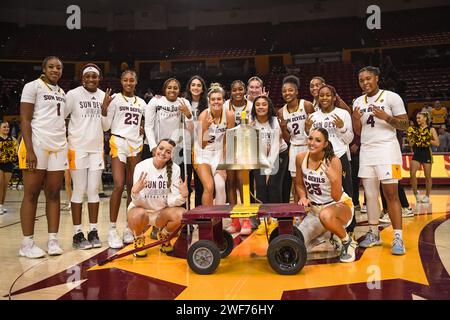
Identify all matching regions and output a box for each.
[224,99,253,126]
[103,93,145,150]
[66,86,105,152]
[202,106,228,152]
[20,78,67,151]
[352,90,406,165]
[301,152,333,204]
[282,99,307,146]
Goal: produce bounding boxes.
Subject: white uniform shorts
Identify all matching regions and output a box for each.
[19,140,68,171]
[289,144,308,176]
[358,164,402,184]
[127,202,162,227]
[194,148,223,175]
[109,135,142,163]
[309,192,354,228]
[68,150,104,170]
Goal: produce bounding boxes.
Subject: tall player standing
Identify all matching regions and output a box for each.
[18,56,67,258]
[352,66,409,255]
[65,63,106,250]
[102,70,146,249]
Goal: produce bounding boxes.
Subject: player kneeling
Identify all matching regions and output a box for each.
[127,139,188,257]
[295,128,357,263]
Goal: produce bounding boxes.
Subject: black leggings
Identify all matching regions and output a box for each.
[340,154,356,233]
[253,150,288,203]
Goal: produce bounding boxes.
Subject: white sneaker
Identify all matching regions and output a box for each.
[47,239,63,256]
[19,240,46,259]
[108,229,124,249]
[402,207,414,217]
[421,195,430,203]
[123,227,135,244]
[360,205,367,213]
[0,208,4,215]
[379,212,391,224]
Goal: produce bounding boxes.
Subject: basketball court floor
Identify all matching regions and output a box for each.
[1,187,449,300]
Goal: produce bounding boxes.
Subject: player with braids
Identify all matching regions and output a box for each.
[127,139,188,256]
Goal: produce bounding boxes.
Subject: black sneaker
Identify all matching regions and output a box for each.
[73,232,93,250]
[87,230,102,248]
[99,193,109,198]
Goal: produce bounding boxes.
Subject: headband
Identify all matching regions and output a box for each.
[83,66,100,76]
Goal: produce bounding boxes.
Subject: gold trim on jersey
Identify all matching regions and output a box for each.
[305,151,324,172]
[208,107,226,125]
[285,99,302,114]
[229,99,248,112]
[364,90,385,104]
[39,75,61,94]
[120,93,138,105]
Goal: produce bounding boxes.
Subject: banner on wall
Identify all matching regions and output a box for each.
[401,153,450,184]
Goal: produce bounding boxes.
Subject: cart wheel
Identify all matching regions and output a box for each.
[267,234,307,275]
[218,230,234,258]
[187,240,221,275]
[269,226,304,243]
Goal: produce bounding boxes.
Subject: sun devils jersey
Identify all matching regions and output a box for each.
[281,99,308,146]
[131,159,186,211]
[224,99,253,126]
[352,90,406,165]
[103,93,145,150]
[20,78,67,151]
[301,152,333,204]
[65,86,105,152]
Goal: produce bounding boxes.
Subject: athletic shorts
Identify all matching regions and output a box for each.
[412,147,432,164]
[194,148,222,175]
[68,150,104,170]
[127,202,162,227]
[289,144,308,176]
[109,135,142,164]
[0,162,14,173]
[358,164,402,184]
[309,192,354,228]
[18,140,68,171]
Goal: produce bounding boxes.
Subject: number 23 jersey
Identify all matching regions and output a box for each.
[352,90,406,165]
[103,93,146,150]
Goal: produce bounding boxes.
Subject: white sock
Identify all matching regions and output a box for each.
[74,224,82,234]
[23,235,34,244]
[341,233,350,243]
[110,222,117,230]
[89,223,97,231]
[369,225,379,237]
[394,229,403,239]
[48,233,58,241]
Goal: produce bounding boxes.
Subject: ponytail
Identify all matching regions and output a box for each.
[310,127,335,161]
[156,138,177,187]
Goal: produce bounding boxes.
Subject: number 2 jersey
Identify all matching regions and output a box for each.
[20,78,67,151]
[65,86,105,153]
[281,99,308,146]
[352,90,406,165]
[102,93,146,150]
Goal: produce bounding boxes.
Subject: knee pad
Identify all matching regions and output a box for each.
[86,170,102,203]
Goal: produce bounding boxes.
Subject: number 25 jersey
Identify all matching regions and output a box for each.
[352,90,406,165]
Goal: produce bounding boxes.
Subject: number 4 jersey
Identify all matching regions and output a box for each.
[352,90,406,165]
